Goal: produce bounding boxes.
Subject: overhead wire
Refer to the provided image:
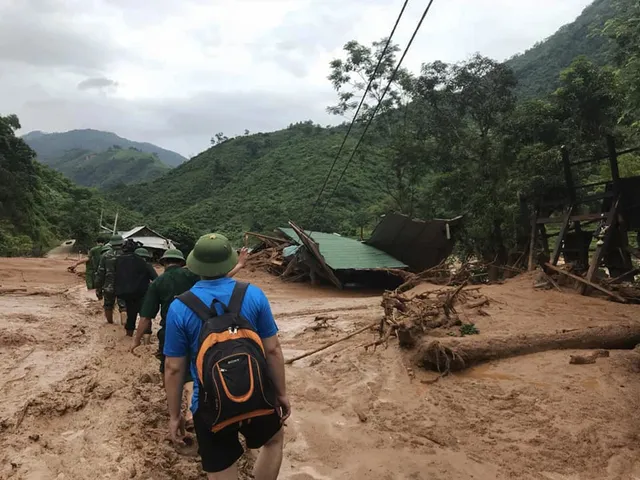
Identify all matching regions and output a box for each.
[308,0,411,226]
[316,0,437,220]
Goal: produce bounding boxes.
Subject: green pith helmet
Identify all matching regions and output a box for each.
[160,248,185,263]
[186,233,238,277]
[134,247,151,258]
[109,234,124,247]
[101,244,112,253]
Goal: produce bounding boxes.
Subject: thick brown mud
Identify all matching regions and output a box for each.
[2,258,640,479]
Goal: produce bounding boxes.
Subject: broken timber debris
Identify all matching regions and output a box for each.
[285,320,380,365]
[377,275,488,350]
[243,214,462,289]
[544,262,627,303]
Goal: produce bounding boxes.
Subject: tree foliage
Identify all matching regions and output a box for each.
[10,0,636,265]
[163,222,198,256]
[0,114,143,256]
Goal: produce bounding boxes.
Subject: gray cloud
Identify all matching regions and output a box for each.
[77,77,119,90]
[13,88,335,156]
[251,4,360,78]
[0,0,596,159]
[0,0,126,72]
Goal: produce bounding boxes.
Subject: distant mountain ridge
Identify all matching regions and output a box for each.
[506,0,615,98]
[41,146,170,189]
[22,128,186,167]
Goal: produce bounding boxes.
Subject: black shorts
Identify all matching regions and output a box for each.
[193,410,282,473]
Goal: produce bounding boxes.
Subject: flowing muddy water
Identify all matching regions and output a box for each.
[2,258,640,479]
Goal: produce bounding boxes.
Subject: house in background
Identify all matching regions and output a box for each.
[117,226,175,259]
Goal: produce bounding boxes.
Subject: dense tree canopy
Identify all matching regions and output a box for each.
[0,115,143,255]
[5,0,639,262]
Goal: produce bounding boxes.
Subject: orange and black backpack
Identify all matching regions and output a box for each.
[176,282,276,432]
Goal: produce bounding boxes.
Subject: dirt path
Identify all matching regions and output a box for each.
[2,258,640,479]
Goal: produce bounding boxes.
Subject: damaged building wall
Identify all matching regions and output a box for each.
[366,213,463,272]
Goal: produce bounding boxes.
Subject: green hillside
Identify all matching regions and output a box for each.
[22,129,186,167]
[46,146,170,188]
[108,0,640,264]
[108,122,382,242]
[506,0,615,98]
[1,115,143,256]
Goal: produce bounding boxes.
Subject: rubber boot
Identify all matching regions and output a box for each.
[105,309,114,324]
[125,330,134,337]
[142,334,151,345]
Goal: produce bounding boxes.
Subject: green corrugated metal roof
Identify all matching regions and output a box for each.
[278,228,407,271]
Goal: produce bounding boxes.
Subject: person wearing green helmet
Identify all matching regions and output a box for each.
[131,245,248,429]
[134,247,152,259]
[95,234,127,325]
[67,234,109,289]
[114,242,158,337]
[163,234,287,477]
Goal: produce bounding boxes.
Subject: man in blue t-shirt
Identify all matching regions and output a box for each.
[164,233,289,479]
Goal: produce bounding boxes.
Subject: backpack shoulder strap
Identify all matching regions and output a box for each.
[176,291,213,322]
[227,282,250,314]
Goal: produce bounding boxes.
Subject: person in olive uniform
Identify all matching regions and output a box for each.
[131,247,248,366]
[115,246,158,337]
[95,234,127,325]
[67,235,108,289]
[131,247,248,426]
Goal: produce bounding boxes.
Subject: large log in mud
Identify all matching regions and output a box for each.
[415,323,640,373]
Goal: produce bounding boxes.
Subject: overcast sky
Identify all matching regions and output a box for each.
[0,0,593,157]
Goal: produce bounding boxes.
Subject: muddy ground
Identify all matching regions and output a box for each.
[2,257,640,479]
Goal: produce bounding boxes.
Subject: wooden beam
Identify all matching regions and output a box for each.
[551,205,574,265]
[606,135,620,193]
[528,208,539,271]
[581,197,620,294]
[606,268,640,285]
[536,212,606,224]
[544,263,626,303]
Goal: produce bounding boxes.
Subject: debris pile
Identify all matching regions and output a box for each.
[379,279,489,350]
[539,262,640,303]
[244,214,464,289]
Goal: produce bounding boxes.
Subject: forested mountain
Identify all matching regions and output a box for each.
[39,146,169,188]
[0,115,143,256]
[22,129,186,167]
[506,0,614,98]
[4,0,639,261]
[109,0,640,264]
[108,122,380,242]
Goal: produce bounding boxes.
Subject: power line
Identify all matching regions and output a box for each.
[317,0,436,220]
[308,0,411,223]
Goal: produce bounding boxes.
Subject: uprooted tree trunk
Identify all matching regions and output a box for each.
[415,323,640,373]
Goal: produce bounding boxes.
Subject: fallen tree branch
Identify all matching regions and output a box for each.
[285,320,380,364]
[466,296,489,309]
[544,263,626,303]
[363,326,395,351]
[542,271,562,292]
[416,323,640,373]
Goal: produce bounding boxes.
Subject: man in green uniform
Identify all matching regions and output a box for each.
[131,247,247,426]
[67,235,108,289]
[95,234,127,325]
[115,246,158,338]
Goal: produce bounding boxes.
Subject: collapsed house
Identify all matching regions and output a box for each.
[527,136,640,302]
[245,214,462,289]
